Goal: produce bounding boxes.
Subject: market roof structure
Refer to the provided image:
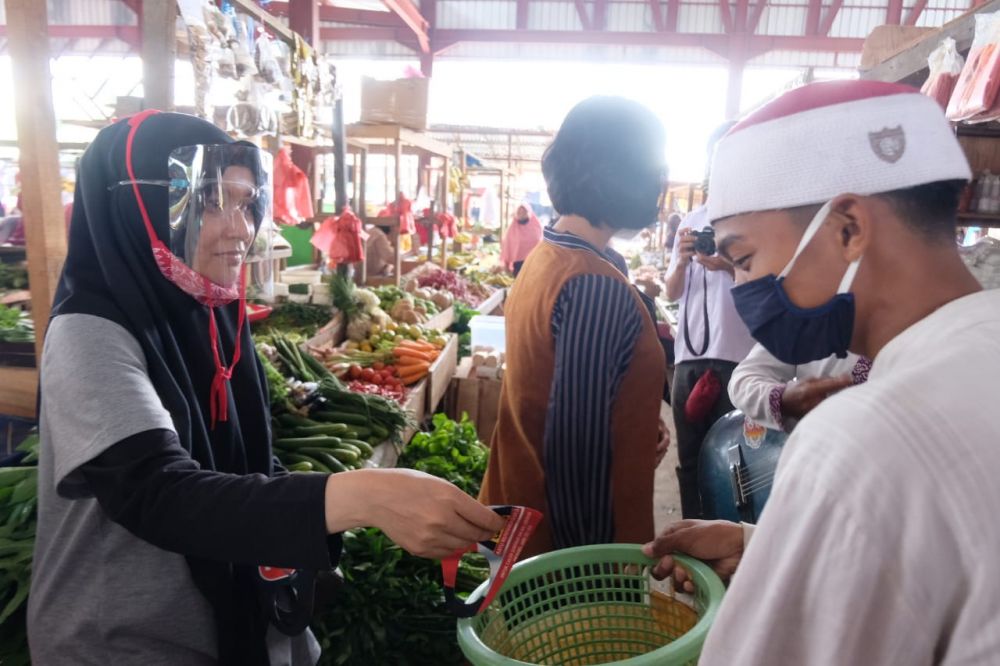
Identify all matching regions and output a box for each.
[0,0,977,116]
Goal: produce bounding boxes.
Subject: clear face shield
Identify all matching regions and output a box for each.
[118,143,275,304]
[166,144,274,300]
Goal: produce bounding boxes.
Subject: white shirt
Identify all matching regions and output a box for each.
[701,289,1000,665]
[666,206,755,365]
[728,343,867,431]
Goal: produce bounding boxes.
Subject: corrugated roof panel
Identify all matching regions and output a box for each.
[830,6,884,38]
[529,1,589,30]
[47,0,137,26]
[916,6,966,27]
[438,0,516,29]
[758,6,808,36]
[678,2,723,34]
[748,51,861,68]
[320,39,416,58]
[607,1,656,32]
[438,40,724,63]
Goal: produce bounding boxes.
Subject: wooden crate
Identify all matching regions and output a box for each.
[426,333,459,416]
[445,358,503,444]
[424,305,455,332]
[304,312,346,350]
[476,288,506,316]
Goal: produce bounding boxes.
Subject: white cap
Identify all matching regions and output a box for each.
[708,80,972,222]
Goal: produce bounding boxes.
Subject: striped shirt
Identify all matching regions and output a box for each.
[542,227,646,549]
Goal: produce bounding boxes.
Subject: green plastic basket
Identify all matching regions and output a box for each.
[457,544,725,666]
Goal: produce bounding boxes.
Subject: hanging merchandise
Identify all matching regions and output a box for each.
[946,12,1000,121]
[255,31,282,85]
[273,146,314,225]
[922,38,965,110]
[311,209,367,265]
[231,13,259,79]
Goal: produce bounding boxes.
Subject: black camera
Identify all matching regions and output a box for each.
[692,228,716,256]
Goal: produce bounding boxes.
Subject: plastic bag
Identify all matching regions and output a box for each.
[946,12,1000,121]
[922,38,965,110]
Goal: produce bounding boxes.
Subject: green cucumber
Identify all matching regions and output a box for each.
[334,443,362,457]
[275,436,344,450]
[0,467,34,488]
[299,449,350,473]
[312,411,368,426]
[342,439,375,457]
[288,461,315,472]
[10,476,36,504]
[277,413,317,429]
[281,453,332,474]
[343,427,372,439]
[295,423,350,437]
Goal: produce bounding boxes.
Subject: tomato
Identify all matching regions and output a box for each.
[373,361,385,371]
[385,365,397,376]
[371,374,384,385]
[349,365,363,380]
[360,368,376,382]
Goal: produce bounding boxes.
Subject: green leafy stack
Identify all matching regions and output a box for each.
[0,306,33,344]
[398,413,488,497]
[0,434,39,666]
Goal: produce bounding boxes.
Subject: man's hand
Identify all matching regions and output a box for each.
[781,374,853,421]
[654,417,670,467]
[695,254,735,277]
[643,520,744,593]
[675,229,696,268]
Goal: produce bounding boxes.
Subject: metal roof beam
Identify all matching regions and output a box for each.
[805,0,822,34]
[0,24,140,46]
[269,2,406,28]
[666,0,680,31]
[719,0,734,33]
[748,0,768,33]
[904,0,928,25]
[380,0,430,52]
[594,0,609,30]
[516,0,530,29]
[818,0,843,35]
[886,0,903,24]
[574,0,592,30]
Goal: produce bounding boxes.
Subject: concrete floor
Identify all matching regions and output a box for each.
[653,401,683,535]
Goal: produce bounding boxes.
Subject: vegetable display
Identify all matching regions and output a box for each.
[272,412,376,473]
[253,302,334,337]
[0,264,28,292]
[267,332,412,454]
[313,414,492,666]
[0,434,39,666]
[398,413,489,497]
[0,307,33,344]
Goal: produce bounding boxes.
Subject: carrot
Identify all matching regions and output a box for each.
[396,340,436,352]
[394,348,434,362]
[399,370,428,385]
[396,359,431,375]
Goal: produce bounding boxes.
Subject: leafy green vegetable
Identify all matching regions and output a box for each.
[448,303,478,359]
[0,306,33,343]
[398,413,489,497]
[257,348,290,409]
[0,264,28,292]
[253,302,332,337]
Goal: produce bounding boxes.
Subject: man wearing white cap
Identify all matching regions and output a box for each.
[645,80,1000,663]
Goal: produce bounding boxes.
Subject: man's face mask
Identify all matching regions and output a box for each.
[730,201,862,365]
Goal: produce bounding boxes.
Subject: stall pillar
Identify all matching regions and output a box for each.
[142,0,176,111]
[6,0,68,361]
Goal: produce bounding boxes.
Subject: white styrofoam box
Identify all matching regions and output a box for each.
[470,315,505,353]
[312,282,331,295]
[280,269,323,285]
[288,293,311,304]
[272,283,290,297]
[312,293,333,306]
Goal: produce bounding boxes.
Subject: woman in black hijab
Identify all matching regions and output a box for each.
[27,112,502,664]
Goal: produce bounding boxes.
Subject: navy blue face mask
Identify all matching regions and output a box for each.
[730,201,862,365]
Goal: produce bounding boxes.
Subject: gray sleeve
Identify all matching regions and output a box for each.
[40,313,175,498]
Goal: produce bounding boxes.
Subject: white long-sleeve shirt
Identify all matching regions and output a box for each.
[728,343,869,431]
[701,288,1000,665]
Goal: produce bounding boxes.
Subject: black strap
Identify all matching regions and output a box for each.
[683,263,711,358]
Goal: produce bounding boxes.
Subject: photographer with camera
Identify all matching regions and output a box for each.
[664,123,755,519]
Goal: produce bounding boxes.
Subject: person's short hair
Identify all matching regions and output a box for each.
[788,179,966,243]
[542,96,666,230]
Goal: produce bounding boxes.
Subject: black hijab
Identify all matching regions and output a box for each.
[51,112,274,663]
